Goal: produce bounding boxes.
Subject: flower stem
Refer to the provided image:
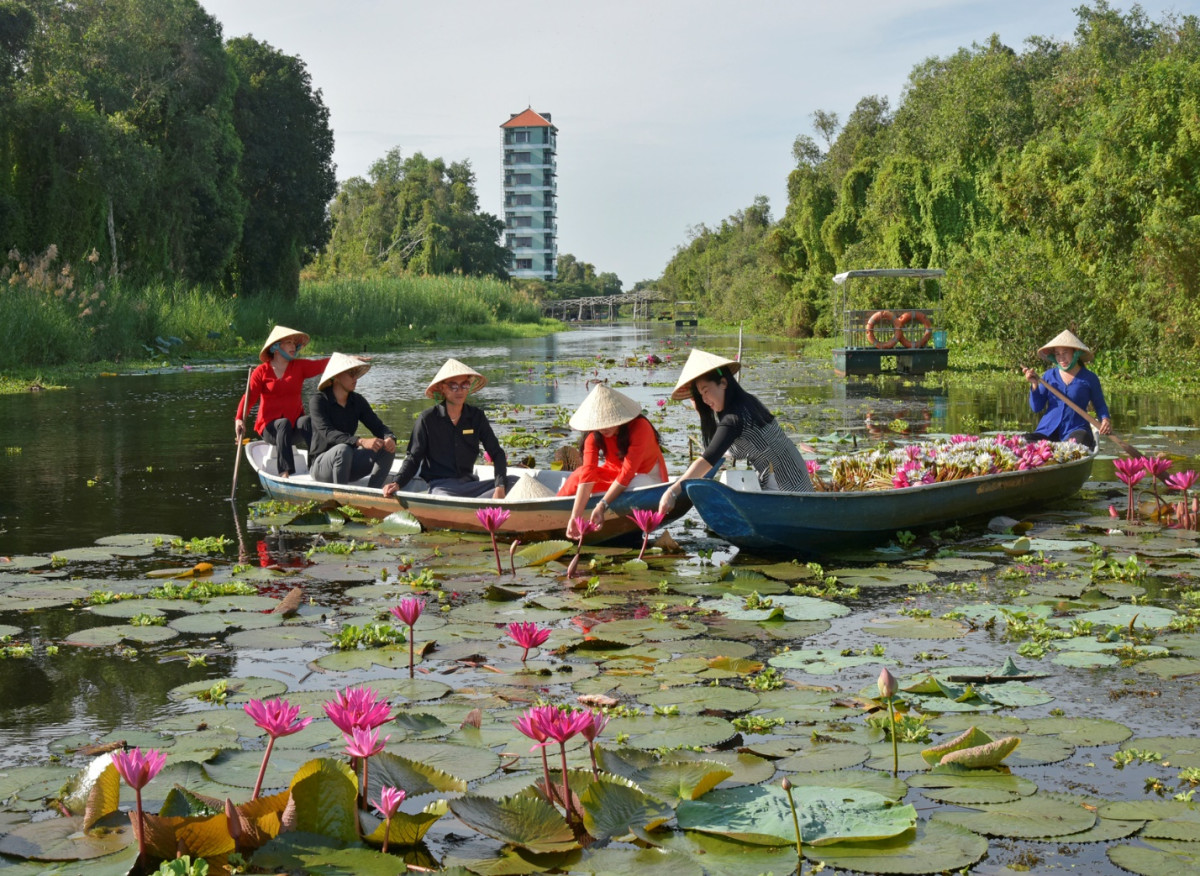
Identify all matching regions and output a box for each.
[490,533,502,575]
[887,697,899,777]
[382,815,391,854]
[539,746,552,799]
[637,532,649,562]
[589,740,599,780]
[782,781,803,876]
[252,735,276,799]
[407,624,415,679]
[134,787,146,866]
[559,742,573,819]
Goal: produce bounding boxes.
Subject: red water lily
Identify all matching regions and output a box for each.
[372,785,406,853]
[566,516,601,578]
[324,685,393,734]
[1114,458,1147,522]
[1166,470,1199,529]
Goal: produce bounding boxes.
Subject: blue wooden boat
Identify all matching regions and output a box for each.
[681,449,1096,553]
[244,440,685,544]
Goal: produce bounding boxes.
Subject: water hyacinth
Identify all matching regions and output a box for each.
[476,506,511,575]
[826,435,1088,492]
[111,747,167,864]
[244,697,312,798]
[390,597,424,678]
[507,621,552,664]
[629,508,665,561]
[372,785,406,853]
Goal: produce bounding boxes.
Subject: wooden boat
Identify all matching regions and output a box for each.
[244,440,685,543]
[682,448,1097,553]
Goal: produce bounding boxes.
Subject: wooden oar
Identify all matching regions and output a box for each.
[1033,375,1141,459]
[230,366,253,500]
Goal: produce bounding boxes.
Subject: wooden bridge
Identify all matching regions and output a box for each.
[541,289,672,322]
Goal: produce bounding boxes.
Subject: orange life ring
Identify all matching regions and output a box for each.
[895,311,933,348]
[865,311,899,349]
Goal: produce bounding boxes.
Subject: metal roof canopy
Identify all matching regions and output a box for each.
[833,268,946,285]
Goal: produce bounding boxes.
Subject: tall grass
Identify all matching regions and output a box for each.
[0,259,546,371]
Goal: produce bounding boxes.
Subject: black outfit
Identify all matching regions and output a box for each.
[262,416,313,477]
[390,402,513,497]
[308,387,396,488]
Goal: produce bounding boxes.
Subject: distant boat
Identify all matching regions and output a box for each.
[244,441,685,543]
[682,448,1096,554]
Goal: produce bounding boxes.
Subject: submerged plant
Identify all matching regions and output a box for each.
[476,506,512,575]
[244,697,312,799]
[390,597,424,678]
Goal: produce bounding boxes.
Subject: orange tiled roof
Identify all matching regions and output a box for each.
[501,108,554,129]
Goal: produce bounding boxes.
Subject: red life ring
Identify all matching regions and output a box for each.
[865,311,899,349]
[896,311,933,348]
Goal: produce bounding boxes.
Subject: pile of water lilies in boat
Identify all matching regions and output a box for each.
[818,435,1091,492]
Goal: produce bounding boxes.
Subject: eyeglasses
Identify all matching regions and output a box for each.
[443,381,471,391]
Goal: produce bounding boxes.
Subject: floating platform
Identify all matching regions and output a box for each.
[833,347,949,377]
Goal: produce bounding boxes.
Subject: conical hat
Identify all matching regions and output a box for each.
[426,359,488,398]
[669,349,741,400]
[318,352,372,390]
[259,325,310,363]
[1037,330,1093,363]
[569,383,644,431]
[505,473,555,500]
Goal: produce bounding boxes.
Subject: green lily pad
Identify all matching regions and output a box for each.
[906,765,1037,805]
[569,847,702,876]
[605,715,737,750]
[0,555,53,570]
[826,567,938,588]
[626,760,734,805]
[166,676,287,704]
[449,792,577,854]
[769,648,883,674]
[1136,657,1200,679]
[63,624,178,647]
[777,741,872,772]
[579,777,674,842]
[711,594,849,622]
[864,617,969,639]
[226,625,331,649]
[932,790,1096,838]
[0,814,133,861]
[514,540,574,567]
[637,686,759,715]
[1023,717,1132,746]
[374,510,423,535]
[1108,838,1200,875]
[803,819,988,875]
[1074,604,1178,630]
[678,784,917,846]
[1118,736,1200,768]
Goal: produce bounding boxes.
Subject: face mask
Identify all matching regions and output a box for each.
[270,343,295,362]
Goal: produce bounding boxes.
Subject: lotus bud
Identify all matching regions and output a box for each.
[781,776,792,791]
[877,667,897,700]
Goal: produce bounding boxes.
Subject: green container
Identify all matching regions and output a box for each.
[933,330,948,349]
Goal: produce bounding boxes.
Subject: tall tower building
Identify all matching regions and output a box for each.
[501,109,557,281]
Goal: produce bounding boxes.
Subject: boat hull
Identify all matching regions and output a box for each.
[682,452,1095,553]
[245,441,683,544]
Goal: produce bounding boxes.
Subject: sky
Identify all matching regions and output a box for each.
[199,0,1192,286]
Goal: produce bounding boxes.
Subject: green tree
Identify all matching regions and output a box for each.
[226,37,336,298]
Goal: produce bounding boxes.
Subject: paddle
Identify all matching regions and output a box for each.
[230,366,253,500]
[1031,375,1142,459]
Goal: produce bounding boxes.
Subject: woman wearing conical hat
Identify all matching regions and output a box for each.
[382,359,516,499]
[234,325,329,478]
[558,383,668,538]
[658,349,813,516]
[1020,329,1111,449]
[307,354,397,487]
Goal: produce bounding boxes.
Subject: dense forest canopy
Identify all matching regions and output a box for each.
[0,0,338,297]
[657,2,1200,368]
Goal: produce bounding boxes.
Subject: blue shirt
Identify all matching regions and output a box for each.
[1029,366,1109,440]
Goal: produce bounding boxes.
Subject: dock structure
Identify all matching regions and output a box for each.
[541,289,671,322]
[831,268,949,376]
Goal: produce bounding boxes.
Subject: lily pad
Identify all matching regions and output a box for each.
[906,765,1037,805]
[677,784,917,846]
[803,819,988,875]
[932,791,1096,838]
[864,617,969,639]
[1108,838,1200,875]
[1118,736,1200,768]
[449,792,577,854]
[605,715,738,750]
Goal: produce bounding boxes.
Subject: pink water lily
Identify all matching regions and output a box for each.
[1114,458,1147,522]
[567,516,601,578]
[372,785,406,853]
[476,506,512,575]
[324,685,393,734]
[514,705,557,797]
[1166,470,1199,529]
[390,597,425,678]
[535,709,593,818]
[630,508,665,561]
[112,747,167,864]
[345,725,389,808]
[507,621,552,663]
[244,698,312,798]
[579,710,609,778]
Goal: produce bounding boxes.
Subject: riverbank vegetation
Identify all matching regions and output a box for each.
[657,3,1200,371]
